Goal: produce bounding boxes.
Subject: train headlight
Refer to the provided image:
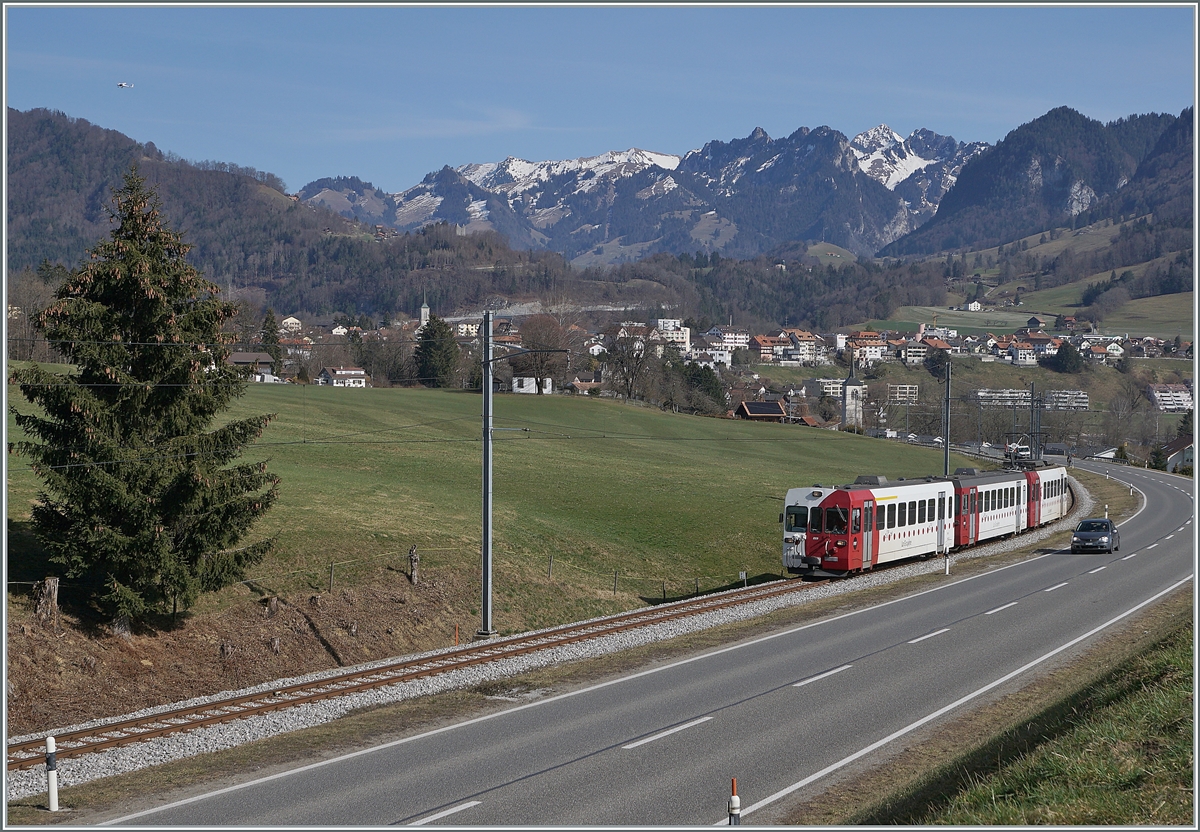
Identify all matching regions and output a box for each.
[835,540,847,547]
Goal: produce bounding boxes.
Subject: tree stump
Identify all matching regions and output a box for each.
[33,577,59,628]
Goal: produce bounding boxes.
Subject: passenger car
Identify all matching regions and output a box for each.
[1071,517,1120,553]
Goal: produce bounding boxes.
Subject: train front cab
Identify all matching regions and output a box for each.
[786,487,878,578]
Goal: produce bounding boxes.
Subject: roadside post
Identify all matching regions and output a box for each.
[728,778,741,825]
[46,736,58,812]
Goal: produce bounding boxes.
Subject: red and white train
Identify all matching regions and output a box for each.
[783,462,1070,578]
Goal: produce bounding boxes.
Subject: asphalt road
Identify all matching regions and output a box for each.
[108,462,1193,827]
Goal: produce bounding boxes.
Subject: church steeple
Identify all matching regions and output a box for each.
[420,290,430,328]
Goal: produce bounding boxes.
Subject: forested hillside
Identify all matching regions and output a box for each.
[880,107,1189,256]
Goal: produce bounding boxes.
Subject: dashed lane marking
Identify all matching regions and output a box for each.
[793,665,853,687]
[411,801,482,826]
[984,602,1018,615]
[1044,582,1069,592]
[622,716,712,750]
[908,628,950,644]
[1088,566,1107,574]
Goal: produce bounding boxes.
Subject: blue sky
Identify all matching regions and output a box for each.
[5,4,1195,195]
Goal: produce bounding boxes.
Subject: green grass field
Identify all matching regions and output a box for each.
[7,374,982,630]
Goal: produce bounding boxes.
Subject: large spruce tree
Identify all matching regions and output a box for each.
[10,168,279,622]
[414,314,459,387]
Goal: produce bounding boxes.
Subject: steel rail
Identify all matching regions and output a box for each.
[7,577,826,770]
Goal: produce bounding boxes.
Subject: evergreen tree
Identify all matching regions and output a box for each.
[1178,409,1193,439]
[261,307,282,376]
[10,168,279,622]
[414,314,459,387]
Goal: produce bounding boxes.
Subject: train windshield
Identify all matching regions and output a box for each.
[824,506,849,535]
[785,506,808,532]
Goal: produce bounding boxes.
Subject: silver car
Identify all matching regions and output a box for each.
[1071,518,1120,553]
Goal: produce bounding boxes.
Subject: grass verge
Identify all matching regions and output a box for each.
[851,597,1193,825]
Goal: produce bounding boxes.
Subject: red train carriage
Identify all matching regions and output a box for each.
[784,464,1069,579]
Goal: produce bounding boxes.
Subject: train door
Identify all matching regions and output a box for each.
[1028,474,1041,527]
[968,487,978,544]
[862,499,874,568]
[1015,483,1023,535]
[936,491,946,553]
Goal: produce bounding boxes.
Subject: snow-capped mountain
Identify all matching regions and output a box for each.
[299,123,992,262]
[851,125,989,225]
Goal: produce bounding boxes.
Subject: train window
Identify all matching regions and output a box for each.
[1005,488,1011,508]
[929,498,936,519]
[785,506,808,532]
[938,497,945,520]
[956,494,962,516]
[983,491,989,512]
[865,506,874,532]
[876,503,885,529]
[851,508,861,534]
[897,501,907,527]
[909,501,917,525]
[825,507,849,535]
[809,510,823,533]
[887,503,896,528]
[918,501,926,524]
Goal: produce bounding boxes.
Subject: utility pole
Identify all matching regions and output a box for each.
[479,311,496,639]
[943,358,951,476]
[477,314,568,641]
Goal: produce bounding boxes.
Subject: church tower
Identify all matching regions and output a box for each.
[420,291,430,329]
[842,363,865,431]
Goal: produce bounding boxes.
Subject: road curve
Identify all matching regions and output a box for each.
[106,463,1193,826]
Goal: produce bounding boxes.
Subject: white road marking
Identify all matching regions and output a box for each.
[1178,527,1185,532]
[1088,566,1107,574]
[984,602,1018,615]
[908,628,950,643]
[723,576,1194,825]
[793,665,853,687]
[1122,552,1138,561]
[411,801,482,826]
[1146,543,1159,549]
[1044,582,1068,592]
[1165,534,1175,540]
[622,716,712,749]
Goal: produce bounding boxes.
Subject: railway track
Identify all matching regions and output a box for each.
[7,577,827,771]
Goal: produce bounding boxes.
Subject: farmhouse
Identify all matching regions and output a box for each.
[735,400,787,422]
[316,366,369,387]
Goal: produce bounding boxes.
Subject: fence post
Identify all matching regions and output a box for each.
[328,562,334,594]
[548,555,553,579]
[695,577,699,596]
[662,580,666,602]
[613,570,618,594]
[46,736,58,812]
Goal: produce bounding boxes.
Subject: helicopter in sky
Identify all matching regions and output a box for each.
[117,82,134,88]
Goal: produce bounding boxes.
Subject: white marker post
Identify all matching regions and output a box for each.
[728,778,741,825]
[45,736,58,812]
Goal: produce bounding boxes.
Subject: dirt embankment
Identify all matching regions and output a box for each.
[5,568,477,739]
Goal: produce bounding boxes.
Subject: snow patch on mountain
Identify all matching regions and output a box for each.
[455,148,680,197]
[851,124,935,190]
[392,191,443,226]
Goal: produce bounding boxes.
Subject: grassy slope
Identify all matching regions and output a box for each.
[6,376,977,632]
[863,217,1193,340]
